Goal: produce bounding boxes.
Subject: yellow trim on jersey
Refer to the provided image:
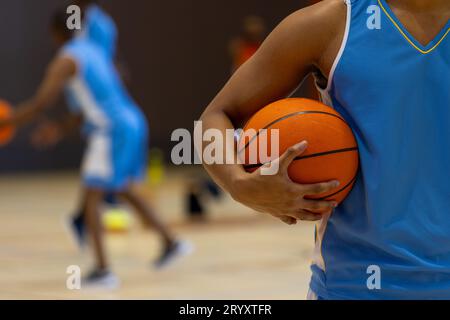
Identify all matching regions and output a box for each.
[378,0,450,54]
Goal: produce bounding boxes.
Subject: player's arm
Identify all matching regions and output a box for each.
[1,56,76,128]
[31,113,83,149]
[59,113,83,134]
[199,1,346,224]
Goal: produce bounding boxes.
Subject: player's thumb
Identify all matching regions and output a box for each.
[279,141,308,173]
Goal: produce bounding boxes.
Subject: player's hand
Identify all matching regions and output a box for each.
[231,141,339,225]
[31,120,63,149]
[0,117,12,129]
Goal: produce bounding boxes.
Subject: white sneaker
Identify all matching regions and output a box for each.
[153,240,194,269]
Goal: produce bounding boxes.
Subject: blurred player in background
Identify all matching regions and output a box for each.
[66,0,119,253]
[65,0,132,250]
[229,16,266,73]
[0,9,192,287]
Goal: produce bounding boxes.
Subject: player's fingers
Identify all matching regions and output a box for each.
[290,210,323,221]
[302,199,337,213]
[301,180,340,196]
[280,216,297,225]
[278,141,308,173]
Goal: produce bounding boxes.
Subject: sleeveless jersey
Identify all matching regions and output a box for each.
[311,0,450,299]
[61,38,145,135]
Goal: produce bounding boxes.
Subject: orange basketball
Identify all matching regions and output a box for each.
[238,98,359,204]
[0,100,15,146]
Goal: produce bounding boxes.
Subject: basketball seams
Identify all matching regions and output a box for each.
[239,110,349,154]
[243,147,358,170]
[239,98,359,205]
[312,171,358,201]
[294,147,358,161]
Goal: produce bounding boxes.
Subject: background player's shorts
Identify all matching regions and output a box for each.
[81,120,148,191]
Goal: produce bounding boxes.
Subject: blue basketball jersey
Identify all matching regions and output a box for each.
[61,38,146,135]
[80,4,117,59]
[61,38,148,191]
[311,0,450,299]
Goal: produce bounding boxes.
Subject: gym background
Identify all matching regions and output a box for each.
[0,0,312,172]
[0,0,325,300]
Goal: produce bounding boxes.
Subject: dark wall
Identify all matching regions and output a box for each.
[0,0,308,172]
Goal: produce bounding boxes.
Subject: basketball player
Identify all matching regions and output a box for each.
[0,9,192,287]
[200,0,450,299]
[65,0,119,249]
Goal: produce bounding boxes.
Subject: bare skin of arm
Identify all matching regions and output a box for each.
[199,0,347,224]
[0,56,76,128]
[31,113,83,149]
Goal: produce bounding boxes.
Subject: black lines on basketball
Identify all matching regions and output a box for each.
[238,110,348,154]
[313,173,358,201]
[241,98,360,203]
[243,147,359,170]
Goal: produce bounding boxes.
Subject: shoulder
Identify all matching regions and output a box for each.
[265,0,348,66]
[297,0,347,19]
[57,39,89,72]
[281,0,348,42]
[46,53,77,81]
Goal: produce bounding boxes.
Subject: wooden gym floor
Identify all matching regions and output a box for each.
[0,168,315,300]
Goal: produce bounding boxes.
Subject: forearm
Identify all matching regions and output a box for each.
[1,56,77,129]
[199,108,247,196]
[8,99,46,128]
[58,114,82,137]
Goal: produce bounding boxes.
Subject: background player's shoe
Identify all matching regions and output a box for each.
[153,240,194,269]
[67,211,87,249]
[82,269,120,290]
